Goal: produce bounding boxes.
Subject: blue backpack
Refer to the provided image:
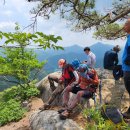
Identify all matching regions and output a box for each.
[71,59,81,69]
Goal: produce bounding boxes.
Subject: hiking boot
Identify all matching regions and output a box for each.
[39,103,50,111]
[58,108,66,114]
[123,107,130,119]
[59,109,72,120]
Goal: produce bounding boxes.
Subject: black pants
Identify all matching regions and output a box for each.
[124,71,130,95]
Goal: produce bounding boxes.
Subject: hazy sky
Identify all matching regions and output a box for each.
[0,0,127,47]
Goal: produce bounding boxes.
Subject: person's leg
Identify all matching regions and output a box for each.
[62,85,73,107]
[60,90,85,119]
[48,74,59,91]
[39,84,64,110]
[47,83,64,105]
[60,90,93,119]
[123,71,130,117]
[68,90,85,110]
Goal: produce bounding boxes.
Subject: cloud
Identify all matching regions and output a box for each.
[0,21,15,30]
[0,0,126,48]
[0,10,13,17]
[11,0,38,13]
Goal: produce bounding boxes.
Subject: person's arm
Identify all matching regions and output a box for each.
[86,55,92,67]
[72,71,79,84]
[68,64,80,85]
[126,36,130,56]
[88,71,99,85]
[125,37,130,65]
[82,61,87,64]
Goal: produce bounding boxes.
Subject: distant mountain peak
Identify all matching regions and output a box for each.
[65,44,82,48]
[91,42,113,48]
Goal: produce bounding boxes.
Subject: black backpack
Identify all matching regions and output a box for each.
[113,65,123,80]
[101,105,126,128]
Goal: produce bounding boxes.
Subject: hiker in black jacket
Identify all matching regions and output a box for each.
[103,45,121,70]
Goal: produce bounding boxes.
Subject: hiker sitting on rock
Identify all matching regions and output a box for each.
[59,64,99,119]
[39,58,80,110]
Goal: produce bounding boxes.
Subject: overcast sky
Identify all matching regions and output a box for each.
[0,0,127,47]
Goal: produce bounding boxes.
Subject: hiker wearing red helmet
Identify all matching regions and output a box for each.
[59,64,99,119]
[39,58,80,110]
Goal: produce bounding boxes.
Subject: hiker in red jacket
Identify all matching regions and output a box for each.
[59,64,99,119]
[39,58,79,110]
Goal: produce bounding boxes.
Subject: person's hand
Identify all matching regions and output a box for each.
[82,61,87,64]
[58,79,63,84]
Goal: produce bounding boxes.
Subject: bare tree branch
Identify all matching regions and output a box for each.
[109,8,130,23]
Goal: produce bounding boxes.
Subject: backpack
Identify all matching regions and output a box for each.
[71,59,81,69]
[101,105,127,128]
[113,65,123,80]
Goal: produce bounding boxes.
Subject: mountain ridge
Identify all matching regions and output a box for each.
[38,42,123,72]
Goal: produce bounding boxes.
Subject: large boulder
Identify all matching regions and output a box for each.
[96,68,128,110]
[29,110,82,130]
[36,71,62,106]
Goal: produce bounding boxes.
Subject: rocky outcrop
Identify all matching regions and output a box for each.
[31,69,130,130]
[29,110,82,130]
[95,69,129,111]
[36,71,62,106]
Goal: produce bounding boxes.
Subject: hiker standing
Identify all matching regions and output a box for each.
[122,19,130,119]
[103,45,121,70]
[103,45,125,110]
[39,58,79,110]
[59,64,99,119]
[83,47,96,68]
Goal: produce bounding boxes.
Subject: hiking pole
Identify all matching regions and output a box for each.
[99,80,102,105]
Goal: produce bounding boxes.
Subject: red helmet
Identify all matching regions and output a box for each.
[58,59,66,68]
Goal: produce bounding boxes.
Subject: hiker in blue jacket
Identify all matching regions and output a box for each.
[103,45,121,70]
[122,19,130,119]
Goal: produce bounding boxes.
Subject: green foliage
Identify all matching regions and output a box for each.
[17,83,40,100]
[1,83,40,102]
[0,99,25,126]
[83,107,129,130]
[0,86,19,102]
[0,48,45,82]
[0,82,40,126]
[0,25,63,86]
[94,23,125,40]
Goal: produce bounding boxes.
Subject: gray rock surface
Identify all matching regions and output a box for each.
[36,71,62,106]
[29,110,82,130]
